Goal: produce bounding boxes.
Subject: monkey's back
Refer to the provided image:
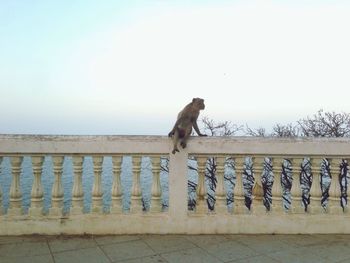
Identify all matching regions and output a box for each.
[177,103,198,129]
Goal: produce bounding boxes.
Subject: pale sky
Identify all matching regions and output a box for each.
[1,0,350,135]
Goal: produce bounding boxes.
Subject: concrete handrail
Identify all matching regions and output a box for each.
[1,135,350,235]
[1,135,350,155]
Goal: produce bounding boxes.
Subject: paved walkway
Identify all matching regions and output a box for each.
[1,234,350,263]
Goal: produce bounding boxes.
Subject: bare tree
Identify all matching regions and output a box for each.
[245,123,299,137]
[298,109,350,137]
[201,116,242,136]
[272,123,300,137]
[245,126,267,137]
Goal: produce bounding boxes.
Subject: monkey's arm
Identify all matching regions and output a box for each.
[193,121,207,136]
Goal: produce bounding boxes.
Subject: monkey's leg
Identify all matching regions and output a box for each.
[180,134,190,149]
[169,118,183,137]
[172,131,180,154]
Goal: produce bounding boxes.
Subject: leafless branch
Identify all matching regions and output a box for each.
[245,125,266,137]
[201,116,242,136]
[272,123,300,137]
[298,109,350,137]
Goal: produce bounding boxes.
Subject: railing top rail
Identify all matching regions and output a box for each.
[1,134,350,156]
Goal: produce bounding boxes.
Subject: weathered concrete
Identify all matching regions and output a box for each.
[1,134,350,156]
[1,135,350,235]
[2,213,350,235]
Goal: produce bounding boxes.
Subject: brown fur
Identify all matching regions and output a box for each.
[168,98,207,154]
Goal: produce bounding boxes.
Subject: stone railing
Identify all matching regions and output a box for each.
[0,135,350,235]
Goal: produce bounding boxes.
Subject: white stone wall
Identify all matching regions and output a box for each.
[0,135,350,235]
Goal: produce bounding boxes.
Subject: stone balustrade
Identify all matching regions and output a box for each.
[0,135,350,234]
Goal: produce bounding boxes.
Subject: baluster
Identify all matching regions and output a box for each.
[0,156,2,215]
[8,156,23,216]
[252,157,266,213]
[91,156,103,213]
[233,157,246,214]
[271,157,283,213]
[130,156,142,213]
[328,158,343,214]
[29,156,44,216]
[291,158,304,213]
[49,156,64,216]
[71,156,84,215]
[196,156,208,213]
[346,159,350,213]
[111,155,123,213]
[150,156,162,213]
[309,157,323,213]
[215,156,227,213]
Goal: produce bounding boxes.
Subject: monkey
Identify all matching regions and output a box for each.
[168,98,207,154]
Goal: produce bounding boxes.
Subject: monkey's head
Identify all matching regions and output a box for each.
[192,98,205,110]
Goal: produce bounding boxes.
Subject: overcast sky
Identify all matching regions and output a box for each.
[1,0,350,135]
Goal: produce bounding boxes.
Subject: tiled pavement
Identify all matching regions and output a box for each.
[1,234,350,263]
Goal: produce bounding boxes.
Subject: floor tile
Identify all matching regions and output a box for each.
[185,235,232,247]
[1,254,54,263]
[227,254,280,263]
[337,256,350,263]
[236,235,293,253]
[204,240,259,262]
[101,240,155,262]
[117,255,168,263]
[0,241,51,257]
[142,235,196,253]
[276,234,329,247]
[2,234,350,263]
[268,247,328,263]
[94,235,140,246]
[48,236,96,252]
[161,247,223,263]
[305,242,350,263]
[0,235,47,245]
[225,234,251,240]
[323,234,350,242]
[53,246,110,263]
